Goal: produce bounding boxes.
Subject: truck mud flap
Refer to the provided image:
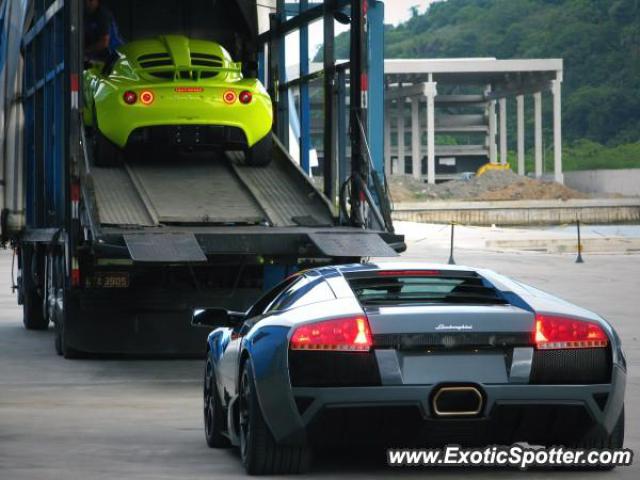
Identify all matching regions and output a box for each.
[124,233,207,262]
[308,232,398,257]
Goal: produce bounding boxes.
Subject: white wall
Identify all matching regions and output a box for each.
[564,169,640,197]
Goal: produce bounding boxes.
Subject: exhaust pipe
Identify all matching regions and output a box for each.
[432,385,483,417]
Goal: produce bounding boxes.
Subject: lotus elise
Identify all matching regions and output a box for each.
[194,263,625,475]
[83,35,273,166]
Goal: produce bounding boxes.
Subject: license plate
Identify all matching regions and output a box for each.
[87,272,130,288]
[171,126,203,146]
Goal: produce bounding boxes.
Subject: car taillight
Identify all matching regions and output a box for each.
[223,90,237,104]
[123,91,137,104]
[534,314,608,350]
[290,316,373,352]
[139,90,155,105]
[239,90,252,104]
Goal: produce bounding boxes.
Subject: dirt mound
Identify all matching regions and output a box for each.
[389,170,587,202]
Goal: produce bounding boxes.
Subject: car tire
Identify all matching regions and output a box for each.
[204,360,231,448]
[93,130,123,167]
[245,134,272,167]
[22,248,48,330]
[239,360,310,475]
[568,405,624,470]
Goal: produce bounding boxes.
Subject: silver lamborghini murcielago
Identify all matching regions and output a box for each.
[194,263,626,474]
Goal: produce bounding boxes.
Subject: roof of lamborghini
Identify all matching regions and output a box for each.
[317,262,481,277]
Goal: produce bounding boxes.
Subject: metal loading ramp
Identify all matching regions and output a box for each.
[90,142,335,228]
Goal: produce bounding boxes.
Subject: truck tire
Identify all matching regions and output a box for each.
[48,254,83,358]
[204,362,231,448]
[93,130,123,167]
[22,248,48,330]
[245,134,272,167]
[58,316,83,359]
[239,361,310,475]
[48,254,64,356]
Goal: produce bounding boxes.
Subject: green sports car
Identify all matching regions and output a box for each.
[83,35,273,166]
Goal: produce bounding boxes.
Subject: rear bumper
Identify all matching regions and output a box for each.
[257,358,625,447]
[94,86,272,148]
[290,376,624,447]
[126,124,249,149]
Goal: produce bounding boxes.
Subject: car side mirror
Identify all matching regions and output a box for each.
[191,308,244,329]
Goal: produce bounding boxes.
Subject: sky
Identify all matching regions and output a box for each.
[276,0,438,66]
[383,0,435,26]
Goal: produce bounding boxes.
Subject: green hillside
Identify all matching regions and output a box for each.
[326,0,640,170]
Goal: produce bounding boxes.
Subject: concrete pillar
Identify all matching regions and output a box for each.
[396,97,405,175]
[411,96,421,179]
[486,86,497,164]
[425,81,437,185]
[552,75,563,184]
[516,94,525,175]
[534,91,543,178]
[384,102,391,175]
[499,98,507,165]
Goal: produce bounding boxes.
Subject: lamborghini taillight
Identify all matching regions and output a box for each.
[290,316,373,351]
[534,314,608,350]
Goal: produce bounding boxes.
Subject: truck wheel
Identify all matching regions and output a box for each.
[54,323,63,356]
[49,255,83,359]
[22,248,48,330]
[93,131,123,167]
[59,321,83,359]
[239,360,310,474]
[49,254,64,356]
[245,134,272,167]
[204,361,230,448]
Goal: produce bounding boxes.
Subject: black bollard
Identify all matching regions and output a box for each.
[576,219,584,264]
[448,222,456,265]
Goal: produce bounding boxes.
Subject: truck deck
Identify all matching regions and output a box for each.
[90,138,334,229]
[2,0,404,357]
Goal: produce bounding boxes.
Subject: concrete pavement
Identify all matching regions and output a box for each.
[0,243,638,478]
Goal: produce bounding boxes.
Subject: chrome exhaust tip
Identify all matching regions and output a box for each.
[432,385,484,417]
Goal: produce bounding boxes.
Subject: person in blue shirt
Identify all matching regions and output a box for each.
[84,0,123,61]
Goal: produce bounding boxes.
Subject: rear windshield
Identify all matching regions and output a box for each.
[346,271,507,306]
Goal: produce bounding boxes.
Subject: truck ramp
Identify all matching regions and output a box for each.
[90,142,334,228]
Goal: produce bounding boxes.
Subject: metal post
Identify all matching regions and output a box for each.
[576,218,584,263]
[411,96,421,179]
[276,0,289,148]
[384,101,391,175]
[448,222,456,265]
[349,0,368,227]
[299,0,310,174]
[367,0,385,175]
[516,94,525,175]
[337,68,348,184]
[534,91,543,178]
[552,74,563,184]
[499,98,507,165]
[323,0,336,200]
